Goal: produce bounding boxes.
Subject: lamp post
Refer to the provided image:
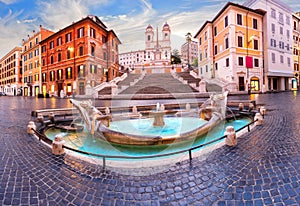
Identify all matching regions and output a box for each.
[297,47,300,89]
[68,46,76,95]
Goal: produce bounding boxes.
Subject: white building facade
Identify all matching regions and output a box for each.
[181,40,198,66]
[0,47,22,96]
[119,23,172,73]
[244,0,294,91]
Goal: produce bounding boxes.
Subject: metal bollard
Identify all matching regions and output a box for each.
[249,103,254,111]
[238,103,244,111]
[27,121,36,134]
[260,106,266,116]
[254,113,263,126]
[52,134,65,155]
[224,126,237,146]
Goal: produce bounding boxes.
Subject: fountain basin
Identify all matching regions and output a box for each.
[98,113,222,145]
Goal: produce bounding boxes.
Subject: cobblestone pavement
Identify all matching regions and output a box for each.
[1,92,300,205]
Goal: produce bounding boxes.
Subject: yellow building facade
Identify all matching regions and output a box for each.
[22,26,54,96]
[195,2,265,93]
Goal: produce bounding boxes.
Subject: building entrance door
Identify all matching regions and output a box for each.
[238,76,245,91]
[250,77,260,91]
[79,82,85,95]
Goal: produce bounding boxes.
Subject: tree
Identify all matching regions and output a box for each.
[192,57,198,67]
[171,49,181,64]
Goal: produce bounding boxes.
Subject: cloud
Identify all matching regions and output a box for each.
[102,0,223,53]
[0,9,37,58]
[35,0,111,31]
[36,0,89,31]
[0,0,18,5]
[102,0,157,53]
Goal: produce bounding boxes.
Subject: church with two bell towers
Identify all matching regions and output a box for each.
[119,23,172,73]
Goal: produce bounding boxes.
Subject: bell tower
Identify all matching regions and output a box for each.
[145,24,154,50]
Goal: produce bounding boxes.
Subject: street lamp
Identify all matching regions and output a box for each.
[68,46,76,94]
[246,35,255,94]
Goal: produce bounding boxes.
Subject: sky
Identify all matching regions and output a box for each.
[0,0,300,59]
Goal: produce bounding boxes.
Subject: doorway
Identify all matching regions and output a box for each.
[238,76,245,91]
[250,77,260,91]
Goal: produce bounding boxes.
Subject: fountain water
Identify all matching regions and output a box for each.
[69,92,229,146]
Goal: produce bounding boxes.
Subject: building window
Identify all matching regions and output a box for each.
[238,36,243,47]
[57,37,62,46]
[254,58,259,67]
[287,57,291,67]
[253,18,258,29]
[50,71,55,81]
[35,37,38,45]
[67,50,71,59]
[205,49,207,58]
[280,27,283,35]
[279,41,284,49]
[102,35,107,43]
[287,30,290,39]
[36,49,39,56]
[199,37,202,45]
[237,14,242,25]
[279,12,283,24]
[50,41,54,49]
[57,69,63,80]
[253,39,258,50]
[214,26,217,36]
[90,64,97,74]
[65,32,72,42]
[42,45,46,53]
[77,27,84,38]
[42,73,46,82]
[225,16,228,27]
[238,57,243,66]
[50,56,54,64]
[271,9,276,19]
[29,42,32,48]
[103,52,107,60]
[226,58,229,67]
[78,65,85,77]
[214,45,218,55]
[205,31,207,40]
[215,63,218,70]
[286,16,290,25]
[91,46,95,57]
[271,53,276,63]
[66,67,72,79]
[280,55,284,64]
[271,24,275,33]
[199,52,202,61]
[79,46,84,56]
[205,65,208,72]
[271,39,276,47]
[58,53,61,62]
[225,37,229,49]
[90,28,96,38]
[294,21,297,31]
[286,43,290,51]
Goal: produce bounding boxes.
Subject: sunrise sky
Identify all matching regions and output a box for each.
[0,0,300,58]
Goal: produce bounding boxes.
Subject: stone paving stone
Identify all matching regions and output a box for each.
[1,93,300,205]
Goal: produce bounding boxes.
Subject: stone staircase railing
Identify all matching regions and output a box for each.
[93,73,128,93]
[171,72,200,92]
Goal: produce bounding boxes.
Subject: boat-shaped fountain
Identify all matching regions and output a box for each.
[69,91,229,146]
